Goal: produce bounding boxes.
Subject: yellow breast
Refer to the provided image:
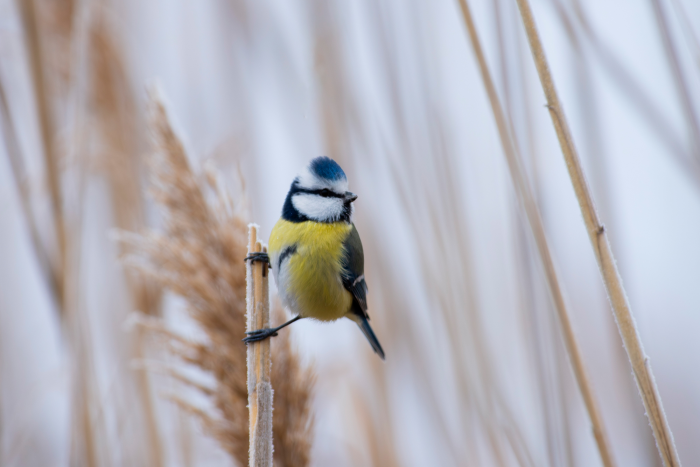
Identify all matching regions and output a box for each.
[269,219,353,321]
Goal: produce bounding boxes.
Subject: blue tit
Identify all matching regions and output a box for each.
[243,156,385,360]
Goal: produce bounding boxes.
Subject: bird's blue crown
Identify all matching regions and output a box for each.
[309,156,346,181]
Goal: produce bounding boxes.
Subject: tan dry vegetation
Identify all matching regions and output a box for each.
[457,1,616,465]
[515,0,681,464]
[119,94,313,467]
[3,1,700,466]
[86,9,165,466]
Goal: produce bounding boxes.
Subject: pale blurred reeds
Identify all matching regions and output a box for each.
[1,0,699,466]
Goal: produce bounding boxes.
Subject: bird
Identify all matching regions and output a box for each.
[243,156,385,360]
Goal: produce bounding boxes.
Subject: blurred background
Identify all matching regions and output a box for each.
[1,0,700,465]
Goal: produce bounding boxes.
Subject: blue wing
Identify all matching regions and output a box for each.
[341,223,368,316]
[341,223,385,359]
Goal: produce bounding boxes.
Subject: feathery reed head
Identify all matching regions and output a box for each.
[120,92,314,466]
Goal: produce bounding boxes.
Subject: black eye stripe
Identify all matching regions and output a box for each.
[295,187,344,198]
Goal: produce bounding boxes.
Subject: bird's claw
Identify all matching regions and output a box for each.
[244,252,270,265]
[243,328,279,343]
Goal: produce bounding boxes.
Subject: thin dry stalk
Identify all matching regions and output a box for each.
[514,0,682,465]
[560,0,700,191]
[456,1,617,466]
[0,76,53,288]
[559,4,665,462]
[246,228,273,467]
[361,4,536,463]
[649,0,700,163]
[87,11,164,466]
[121,93,313,467]
[17,2,102,465]
[515,213,570,467]
[514,23,573,466]
[16,0,67,311]
[667,0,700,72]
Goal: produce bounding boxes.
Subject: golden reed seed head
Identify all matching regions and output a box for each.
[120,93,314,467]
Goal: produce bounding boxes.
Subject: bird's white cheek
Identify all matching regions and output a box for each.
[292,193,344,222]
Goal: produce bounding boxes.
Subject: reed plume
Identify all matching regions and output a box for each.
[270,302,314,467]
[120,92,313,467]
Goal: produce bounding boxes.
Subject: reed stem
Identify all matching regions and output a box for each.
[514,0,681,465]
[246,225,273,467]
[16,0,66,313]
[649,0,700,164]
[456,1,617,465]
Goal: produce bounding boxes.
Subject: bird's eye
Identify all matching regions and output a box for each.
[319,189,334,197]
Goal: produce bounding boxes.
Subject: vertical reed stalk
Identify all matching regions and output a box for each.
[0,77,53,288]
[88,14,164,465]
[667,0,700,72]
[514,0,681,465]
[456,1,617,466]
[246,226,273,467]
[561,0,700,191]
[16,0,66,311]
[649,0,700,162]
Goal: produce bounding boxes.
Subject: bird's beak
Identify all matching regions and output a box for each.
[344,191,358,203]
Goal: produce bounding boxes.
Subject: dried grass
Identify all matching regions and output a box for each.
[515,0,682,464]
[558,0,700,191]
[0,75,53,289]
[86,10,164,466]
[270,304,314,467]
[15,2,101,465]
[6,1,696,465]
[120,93,313,467]
[37,0,76,94]
[457,1,617,465]
[649,0,700,163]
[16,0,67,314]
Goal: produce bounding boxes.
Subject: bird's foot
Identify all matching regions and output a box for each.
[244,251,270,265]
[243,328,279,343]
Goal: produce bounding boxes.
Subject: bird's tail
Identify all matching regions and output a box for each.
[354,313,385,360]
